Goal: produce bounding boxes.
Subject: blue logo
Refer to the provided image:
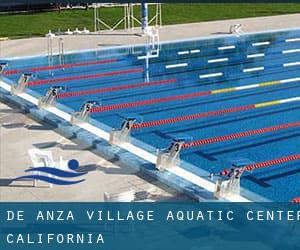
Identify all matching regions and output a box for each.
[13,159,87,185]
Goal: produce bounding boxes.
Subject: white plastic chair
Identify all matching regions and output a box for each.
[27,148,57,188]
[65,29,73,35]
[45,30,55,38]
[82,27,90,34]
[73,28,82,34]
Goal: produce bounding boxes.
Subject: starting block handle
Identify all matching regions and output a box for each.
[71,100,99,124]
[0,62,8,74]
[213,164,246,199]
[156,139,185,170]
[11,73,32,95]
[121,117,136,130]
[38,86,64,108]
[109,117,138,145]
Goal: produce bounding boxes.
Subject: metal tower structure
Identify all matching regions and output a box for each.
[93,3,162,32]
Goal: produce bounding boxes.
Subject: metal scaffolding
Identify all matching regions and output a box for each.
[93,3,162,32]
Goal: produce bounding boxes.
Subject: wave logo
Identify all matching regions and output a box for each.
[13,159,87,185]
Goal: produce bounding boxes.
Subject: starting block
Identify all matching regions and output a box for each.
[214,170,242,199]
[71,101,99,124]
[109,114,143,145]
[156,135,192,170]
[38,86,65,108]
[214,158,254,199]
[11,73,32,95]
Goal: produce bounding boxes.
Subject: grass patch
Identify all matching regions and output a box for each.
[0,4,299,39]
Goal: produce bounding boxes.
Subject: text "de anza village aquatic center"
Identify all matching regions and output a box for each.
[5,209,300,222]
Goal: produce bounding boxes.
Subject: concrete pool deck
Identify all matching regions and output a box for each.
[0,101,191,201]
[0,14,299,202]
[0,13,299,58]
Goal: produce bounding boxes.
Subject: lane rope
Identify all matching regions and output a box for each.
[219,154,300,178]
[242,154,300,172]
[133,105,254,129]
[91,90,212,112]
[291,197,300,203]
[90,77,300,113]
[182,121,300,148]
[57,78,177,98]
[3,59,118,75]
[131,96,300,129]
[28,68,143,86]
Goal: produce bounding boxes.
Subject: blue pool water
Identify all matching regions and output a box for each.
[2,28,300,201]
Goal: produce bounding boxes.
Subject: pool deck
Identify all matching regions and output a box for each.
[0,14,299,202]
[1,13,299,58]
[0,101,191,201]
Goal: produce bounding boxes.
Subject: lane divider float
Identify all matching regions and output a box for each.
[291,197,300,203]
[131,96,300,129]
[28,68,144,86]
[3,59,118,75]
[220,154,300,175]
[90,77,300,114]
[57,78,177,99]
[182,121,300,148]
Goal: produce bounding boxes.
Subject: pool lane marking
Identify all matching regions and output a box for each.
[208,58,228,63]
[131,96,300,129]
[177,49,201,55]
[137,54,159,60]
[165,63,188,69]
[218,45,235,50]
[190,49,201,54]
[177,51,189,55]
[247,53,265,58]
[90,77,300,113]
[27,68,144,86]
[252,41,270,46]
[182,121,300,148]
[282,49,300,54]
[283,61,300,67]
[199,72,223,79]
[243,67,264,73]
[3,59,118,75]
[0,79,250,202]
[57,78,177,99]
[285,38,300,43]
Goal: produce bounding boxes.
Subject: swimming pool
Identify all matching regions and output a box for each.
[1,28,300,202]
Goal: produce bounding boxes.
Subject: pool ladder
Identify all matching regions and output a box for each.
[58,38,65,69]
[47,36,53,75]
[47,36,65,75]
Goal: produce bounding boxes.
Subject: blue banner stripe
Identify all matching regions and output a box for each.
[12,175,85,185]
[25,167,87,178]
